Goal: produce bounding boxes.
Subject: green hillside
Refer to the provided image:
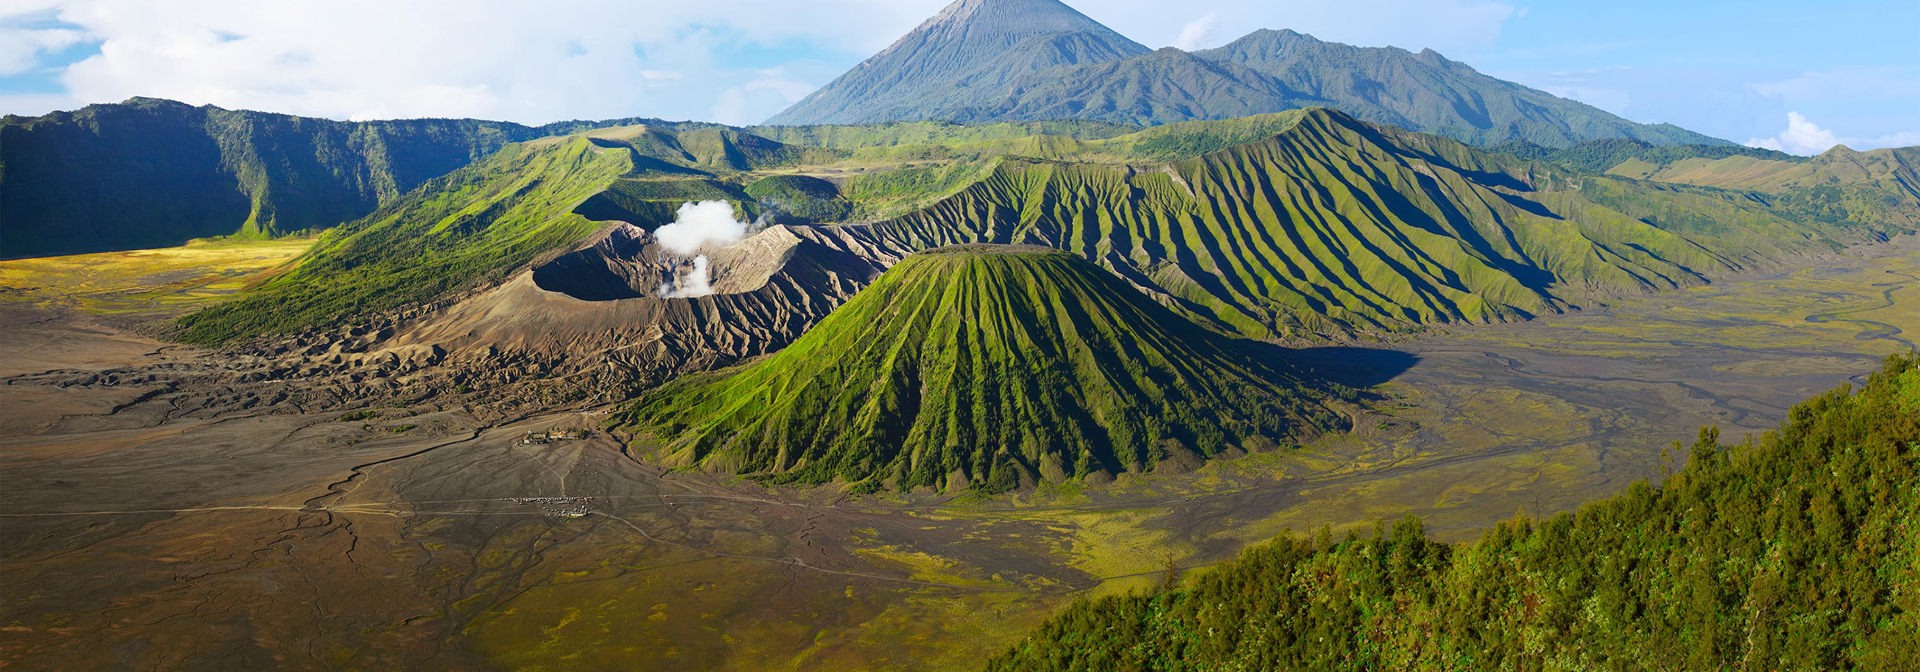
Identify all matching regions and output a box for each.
[173,108,1918,346]
[1492,137,1798,174]
[2,98,519,258]
[990,353,1920,671]
[0,98,686,259]
[846,109,1877,338]
[173,133,716,344]
[1508,140,1920,233]
[614,247,1346,493]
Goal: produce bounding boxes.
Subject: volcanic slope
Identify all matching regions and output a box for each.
[765,0,1725,148]
[179,109,1916,349]
[173,125,797,345]
[765,0,1149,128]
[616,247,1347,493]
[839,108,1885,339]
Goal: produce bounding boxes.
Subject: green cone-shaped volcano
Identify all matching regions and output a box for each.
[616,246,1347,492]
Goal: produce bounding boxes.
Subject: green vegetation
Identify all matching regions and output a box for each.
[1491,139,1920,234]
[1492,137,1798,174]
[615,247,1346,492]
[0,237,313,317]
[744,174,852,223]
[3,98,552,258]
[164,118,824,344]
[840,161,999,220]
[173,136,639,344]
[990,353,1920,671]
[846,109,1896,338]
[171,105,1919,346]
[0,97,708,260]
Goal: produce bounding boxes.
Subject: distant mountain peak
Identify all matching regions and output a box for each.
[764,0,1147,126]
[923,0,1104,30]
[767,1,1730,148]
[869,0,1140,62]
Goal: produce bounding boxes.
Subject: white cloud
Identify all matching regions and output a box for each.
[1084,0,1516,53]
[0,0,1525,124]
[711,74,817,126]
[1873,131,1920,148]
[0,25,85,75]
[1750,68,1920,104]
[1172,13,1219,51]
[0,0,944,123]
[1747,112,1839,155]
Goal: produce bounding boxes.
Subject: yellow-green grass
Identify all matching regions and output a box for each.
[0,237,313,317]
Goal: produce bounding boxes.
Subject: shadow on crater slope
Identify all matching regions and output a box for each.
[1289,347,1422,388]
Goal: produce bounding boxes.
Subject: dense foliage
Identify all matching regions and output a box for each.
[845,109,1900,339]
[616,248,1346,493]
[1491,138,1797,173]
[173,137,633,344]
[744,174,853,223]
[168,104,1918,346]
[990,354,1920,671]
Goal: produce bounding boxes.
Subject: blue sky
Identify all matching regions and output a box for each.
[2,0,1913,153]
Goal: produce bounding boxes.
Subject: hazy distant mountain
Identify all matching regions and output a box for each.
[763,0,1151,126]
[766,0,1729,148]
[1193,29,1725,147]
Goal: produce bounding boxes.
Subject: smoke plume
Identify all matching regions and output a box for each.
[655,201,751,255]
[659,255,716,299]
[654,201,762,299]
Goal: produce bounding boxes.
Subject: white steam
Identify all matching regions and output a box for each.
[1172,13,1220,50]
[654,200,750,255]
[654,200,761,299]
[658,255,715,299]
[1746,112,1841,156]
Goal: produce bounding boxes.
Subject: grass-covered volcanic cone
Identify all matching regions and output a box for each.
[615,245,1347,493]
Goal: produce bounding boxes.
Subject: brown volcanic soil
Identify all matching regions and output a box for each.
[1,235,1916,670]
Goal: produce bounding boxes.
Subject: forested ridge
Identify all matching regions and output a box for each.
[990,354,1920,671]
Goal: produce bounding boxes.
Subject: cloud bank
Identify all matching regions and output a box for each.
[1747,112,1841,155]
[0,0,938,124]
[1747,112,1920,156]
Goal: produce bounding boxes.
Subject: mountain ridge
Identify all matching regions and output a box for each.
[174,107,1916,348]
[767,0,1149,127]
[0,97,679,259]
[765,1,1728,148]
